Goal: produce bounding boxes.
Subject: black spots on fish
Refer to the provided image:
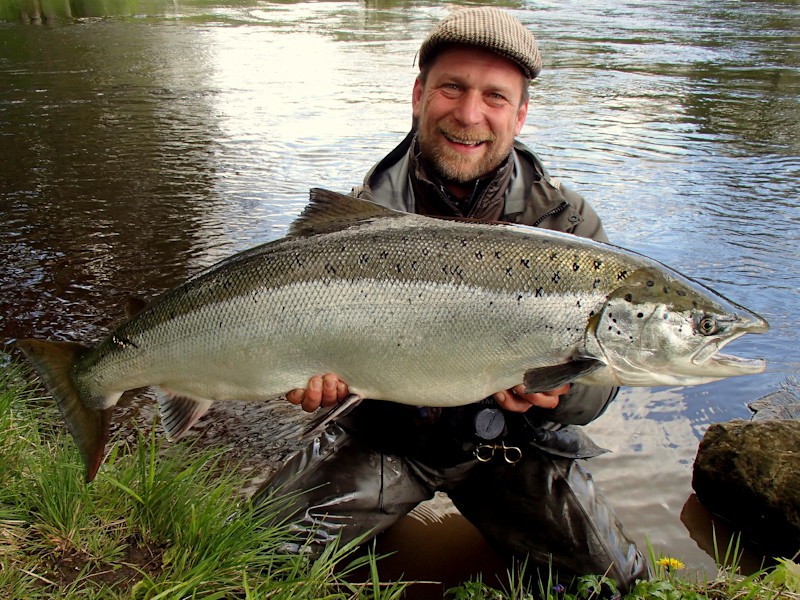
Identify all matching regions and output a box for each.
[494,250,502,260]
[422,247,430,257]
[475,250,484,260]
[572,262,580,272]
[637,312,644,318]
[592,278,601,289]
[442,264,465,280]
[294,253,304,267]
[505,267,513,277]
[552,271,561,284]
[325,263,337,276]
[594,260,602,270]
[604,312,634,340]
[549,251,558,261]
[535,287,544,297]
[111,335,138,350]
[517,293,524,304]
[576,299,582,308]
[358,253,370,266]
[677,290,687,297]
[380,250,390,260]
[520,258,530,269]
[617,270,629,281]
[646,280,655,287]
[460,238,469,248]
[624,293,633,303]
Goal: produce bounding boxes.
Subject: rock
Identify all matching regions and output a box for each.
[691,382,800,559]
[748,384,800,421]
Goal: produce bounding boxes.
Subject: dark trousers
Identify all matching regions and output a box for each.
[251,423,650,591]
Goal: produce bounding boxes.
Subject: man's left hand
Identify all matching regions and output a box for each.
[493,383,571,413]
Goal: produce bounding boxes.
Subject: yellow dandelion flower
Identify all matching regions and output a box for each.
[656,557,685,570]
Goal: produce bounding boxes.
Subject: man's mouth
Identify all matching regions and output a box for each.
[443,133,485,146]
[440,127,494,148]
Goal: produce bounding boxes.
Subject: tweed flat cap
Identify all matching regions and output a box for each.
[418,7,542,80]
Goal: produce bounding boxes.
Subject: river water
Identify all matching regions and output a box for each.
[1,0,798,592]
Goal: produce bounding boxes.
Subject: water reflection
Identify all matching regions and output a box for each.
[1,0,798,584]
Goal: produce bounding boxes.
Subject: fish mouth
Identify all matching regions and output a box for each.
[691,313,770,375]
[693,346,767,375]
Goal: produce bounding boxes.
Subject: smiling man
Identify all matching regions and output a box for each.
[252,7,651,593]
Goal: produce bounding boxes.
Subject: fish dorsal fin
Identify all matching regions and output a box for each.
[155,387,213,441]
[288,188,406,238]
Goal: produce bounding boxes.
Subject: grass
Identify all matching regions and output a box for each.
[1,354,798,599]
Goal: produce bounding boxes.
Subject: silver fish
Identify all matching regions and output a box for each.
[16,188,769,481]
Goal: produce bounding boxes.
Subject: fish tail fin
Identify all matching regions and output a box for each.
[15,339,112,483]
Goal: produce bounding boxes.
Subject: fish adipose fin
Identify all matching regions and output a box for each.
[15,339,113,483]
[288,188,405,238]
[155,388,213,441]
[523,358,605,393]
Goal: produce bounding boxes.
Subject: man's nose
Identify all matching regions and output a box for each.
[452,90,483,125]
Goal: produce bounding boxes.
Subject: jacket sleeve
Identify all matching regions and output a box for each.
[541,383,619,426]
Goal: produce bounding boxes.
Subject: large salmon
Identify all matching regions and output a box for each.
[17,189,768,481]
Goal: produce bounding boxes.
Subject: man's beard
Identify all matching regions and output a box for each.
[418,118,510,184]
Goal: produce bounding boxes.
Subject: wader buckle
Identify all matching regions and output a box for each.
[474,442,522,464]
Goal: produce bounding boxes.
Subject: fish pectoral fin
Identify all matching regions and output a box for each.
[155,388,213,441]
[523,358,605,393]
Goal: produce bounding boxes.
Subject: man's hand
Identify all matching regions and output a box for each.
[286,373,350,413]
[492,383,570,413]
[287,374,570,415]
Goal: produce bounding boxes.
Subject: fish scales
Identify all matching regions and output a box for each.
[81,221,615,406]
[16,188,769,481]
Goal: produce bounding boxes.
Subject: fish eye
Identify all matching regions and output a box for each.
[697,315,719,336]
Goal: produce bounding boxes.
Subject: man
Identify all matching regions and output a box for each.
[252,6,650,591]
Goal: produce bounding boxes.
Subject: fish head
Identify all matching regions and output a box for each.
[584,268,769,387]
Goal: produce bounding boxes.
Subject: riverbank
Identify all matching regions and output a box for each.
[2,359,798,599]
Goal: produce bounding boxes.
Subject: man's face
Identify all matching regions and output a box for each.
[413,45,529,185]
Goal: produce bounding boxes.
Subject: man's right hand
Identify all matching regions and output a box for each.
[286,373,350,413]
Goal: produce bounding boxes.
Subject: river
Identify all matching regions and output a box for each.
[1,0,798,594]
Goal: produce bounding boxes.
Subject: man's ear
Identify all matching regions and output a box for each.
[515,99,529,136]
[412,77,423,119]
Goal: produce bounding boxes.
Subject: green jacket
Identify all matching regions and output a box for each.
[353,131,609,243]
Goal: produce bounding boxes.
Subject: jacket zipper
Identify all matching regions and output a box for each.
[531,201,568,228]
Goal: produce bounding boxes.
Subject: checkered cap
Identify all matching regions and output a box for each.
[418,7,542,80]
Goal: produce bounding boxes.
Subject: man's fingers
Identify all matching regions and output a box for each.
[289,374,348,412]
[286,388,304,405]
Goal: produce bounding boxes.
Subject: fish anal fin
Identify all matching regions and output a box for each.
[155,388,213,441]
[523,358,605,394]
[15,339,113,483]
[288,188,405,238]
